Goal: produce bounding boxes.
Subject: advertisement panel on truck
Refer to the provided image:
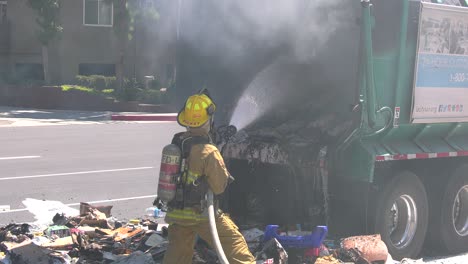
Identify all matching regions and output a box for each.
[412,2,468,123]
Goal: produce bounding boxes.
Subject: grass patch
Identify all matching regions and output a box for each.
[60,85,117,100]
[102,89,114,94]
[61,85,96,93]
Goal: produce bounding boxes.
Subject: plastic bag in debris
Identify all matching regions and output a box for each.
[255,238,288,264]
[22,198,79,229]
[144,233,167,247]
[31,236,50,246]
[242,228,264,253]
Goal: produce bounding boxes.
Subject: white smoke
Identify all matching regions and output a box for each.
[178,0,354,63]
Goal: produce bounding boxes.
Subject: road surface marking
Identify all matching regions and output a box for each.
[0,167,154,181]
[0,205,10,212]
[0,156,40,160]
[0,195,157,214]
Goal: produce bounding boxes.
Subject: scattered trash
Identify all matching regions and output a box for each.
[400,258,424,264]
[145,206,165,218]
[242,228,264,242]
[0,201,166,263]
[113,251,155,264]
[0,204,446,264]
[192,239,218,264]
[144,233,166,247]
[22,198,79,228]
[31,236,50,246]
[44,225,70,238]
[5,240,71,264]
[80,202,113,218]
[264,225,328,248]
[242,228,264,252]
[314,255,341,264]
[256,238,288,264]
[334,247,373,264]
[340,234,389,263]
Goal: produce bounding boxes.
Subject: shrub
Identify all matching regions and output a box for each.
[115,78,142,102]
[74,75,116,90]
[148,78,162,90]
[137,89,169,104]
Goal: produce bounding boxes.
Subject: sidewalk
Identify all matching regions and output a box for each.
[110,113,177,121]
[0,106,177,124]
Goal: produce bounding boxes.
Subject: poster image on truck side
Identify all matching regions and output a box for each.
[412,2,468,123]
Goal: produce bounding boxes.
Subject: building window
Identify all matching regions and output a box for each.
[15,63,44,81]
[79,63,116,76]
[83,0,113,27]
[139,0,155,9]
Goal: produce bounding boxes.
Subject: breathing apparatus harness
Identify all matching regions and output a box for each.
[169,132,216,214]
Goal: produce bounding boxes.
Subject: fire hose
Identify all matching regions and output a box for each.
[206,124,238,264]
[207,189,229,264]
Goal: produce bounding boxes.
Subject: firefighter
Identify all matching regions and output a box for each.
[162,89,256,264]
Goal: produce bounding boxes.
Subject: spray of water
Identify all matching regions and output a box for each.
[229,89,261,130]
[229,62,286,130]
[220,0,355,129]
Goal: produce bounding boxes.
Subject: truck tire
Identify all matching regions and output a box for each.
[374,171,428,260]
[427,164,468,254]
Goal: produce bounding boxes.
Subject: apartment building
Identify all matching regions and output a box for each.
[0,0,177,85]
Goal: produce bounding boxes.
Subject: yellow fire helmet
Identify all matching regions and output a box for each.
[177,90,216,128]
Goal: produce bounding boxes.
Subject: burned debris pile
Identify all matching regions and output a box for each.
[0,202,394,264]
[0,203,168,264]
[221,103,355,229]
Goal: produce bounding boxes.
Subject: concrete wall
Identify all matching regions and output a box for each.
[5,0,42,80]
[2,0,176,85]
[55,0,119,83]
[0,20,9,80]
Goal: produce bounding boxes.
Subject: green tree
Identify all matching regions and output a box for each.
[27,0,63,84]
[106,0,159,90]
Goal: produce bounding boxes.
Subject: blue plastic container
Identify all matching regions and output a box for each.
[263,225,328,248]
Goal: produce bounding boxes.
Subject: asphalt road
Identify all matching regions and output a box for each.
[1,110,468,263]
[0,121,182,225]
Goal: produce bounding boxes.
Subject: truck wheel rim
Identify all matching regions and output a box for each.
[388,194,418,249]
[452,185,468,237]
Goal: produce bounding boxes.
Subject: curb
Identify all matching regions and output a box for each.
[110,114,177,121]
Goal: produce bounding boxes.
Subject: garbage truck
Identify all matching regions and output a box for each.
[173,0,468,259]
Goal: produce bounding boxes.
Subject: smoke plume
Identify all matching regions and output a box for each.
[170,0,361,124]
